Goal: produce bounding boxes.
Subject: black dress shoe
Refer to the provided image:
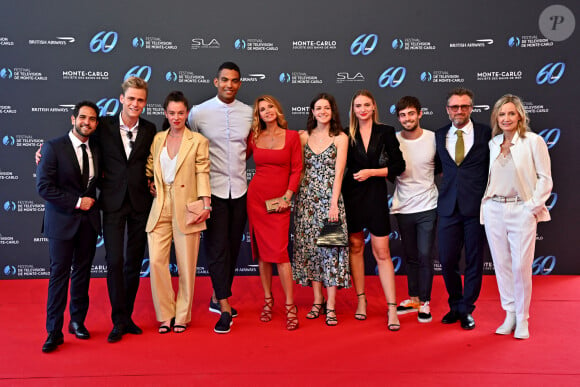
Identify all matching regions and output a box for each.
[107,325,125,343]
[125,321,143,335]
[68,321,90,339]
[441,310,460,324]
[42,331,64,353]
[460,313,476,330]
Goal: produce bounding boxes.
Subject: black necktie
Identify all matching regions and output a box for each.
[80,143,89,188]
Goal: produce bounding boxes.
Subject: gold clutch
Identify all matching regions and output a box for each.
[185,200,204,225]
[265,198,280,213]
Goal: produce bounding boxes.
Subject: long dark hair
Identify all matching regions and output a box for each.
[306,93,343,136]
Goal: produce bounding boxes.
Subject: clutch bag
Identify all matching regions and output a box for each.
[265,198,280,213]
[316,220,347,247]
[185,200,204,225]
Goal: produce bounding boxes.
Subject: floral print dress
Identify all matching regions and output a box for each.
[292,142,350,288]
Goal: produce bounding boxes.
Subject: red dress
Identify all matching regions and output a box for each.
[247,130,303,263]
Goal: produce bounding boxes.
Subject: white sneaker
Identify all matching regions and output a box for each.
[418,301,432,323]
[495,312,516,335]
[397,299,420,315]
[514,320,529,339]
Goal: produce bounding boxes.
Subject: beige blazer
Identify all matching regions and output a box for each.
[481,131,552,224]
[145,128,211,234]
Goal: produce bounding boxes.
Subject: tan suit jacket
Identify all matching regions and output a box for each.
[145,128,211,234]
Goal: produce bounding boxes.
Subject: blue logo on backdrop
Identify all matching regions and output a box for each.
[391,38,403,49]
[389,105,396,115]
[532,256,556,275]
[124,66,152,82]
[536,62,565,85]
[140,259,178,278]
[420,71,432,82]
[389,231,400,241]
[165,71,177,82]
[3,266,16,276]
[132,37,145,48]
[279,73,291,83]
[538,128,560,149]
[234,39,246,50]
[0,68,13,79]
[3,136,15,146]
[546,193,557,211]
[96,98,120,117]
[96,235,104,248]
[350,34,378,56]
[89,31,118,53]
[3,201,16,211]
[508,36,521,47]
[378,67,406,88]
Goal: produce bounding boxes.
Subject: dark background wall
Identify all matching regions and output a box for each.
[1,0,577,278]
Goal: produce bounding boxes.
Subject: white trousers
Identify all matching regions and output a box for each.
[483,200,537,322]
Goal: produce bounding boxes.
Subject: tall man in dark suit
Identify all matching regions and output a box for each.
[435,88,491,330]
[96,77,157,342]
[37,101,101,353]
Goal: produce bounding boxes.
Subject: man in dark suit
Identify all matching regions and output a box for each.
[435,88,491,330]
[37,101,101,353]
[95,77,157,342]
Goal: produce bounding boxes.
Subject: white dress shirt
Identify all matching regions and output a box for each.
[187,96,252,199]
[119,113,139,159]
[445,119,474,163]
[68,130,94,207]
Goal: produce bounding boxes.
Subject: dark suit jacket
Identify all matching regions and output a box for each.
[435,121,491,217]
[94,116,157,213]
[36,134,101,239]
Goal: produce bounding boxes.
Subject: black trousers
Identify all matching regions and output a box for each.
[46,214,97,333]
[204,194,247,300]
[103,195,149,327]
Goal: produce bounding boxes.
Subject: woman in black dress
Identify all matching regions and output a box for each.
[342,90,405,330]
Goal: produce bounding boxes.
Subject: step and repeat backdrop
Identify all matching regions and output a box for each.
[1,1,578,278]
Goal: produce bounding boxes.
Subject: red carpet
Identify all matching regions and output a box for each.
[1,275,579,386]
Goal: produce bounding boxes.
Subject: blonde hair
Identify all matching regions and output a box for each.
[348,90,379,144]
[121,76,148,97]
[490,94,530,137]
[251,95,288,141]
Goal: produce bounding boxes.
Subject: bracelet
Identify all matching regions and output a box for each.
[203,206,212,211]
[283,196,289,203]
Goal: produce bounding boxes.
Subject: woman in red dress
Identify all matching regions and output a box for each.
[247,95,303,330]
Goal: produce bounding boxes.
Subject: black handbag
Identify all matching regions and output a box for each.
[316,220,348,247]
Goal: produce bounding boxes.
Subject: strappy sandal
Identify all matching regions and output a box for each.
[387,303,401,331]
[158,317,175,334]
[325,309,338,326]
[355,292,367,321]
[285,303,299,331]
[306,300,326,319]
[260,296,274,322]
[173,323,187,333]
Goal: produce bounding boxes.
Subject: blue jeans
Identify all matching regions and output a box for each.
[396,209,437,302]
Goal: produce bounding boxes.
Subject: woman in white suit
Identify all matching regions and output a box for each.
[146,91,211,333]
[481,94,552,340]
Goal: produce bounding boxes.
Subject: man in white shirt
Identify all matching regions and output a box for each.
[187,62,252,333]
[391,96,439,323]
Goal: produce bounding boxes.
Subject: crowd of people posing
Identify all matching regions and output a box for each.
[36,61,552,353]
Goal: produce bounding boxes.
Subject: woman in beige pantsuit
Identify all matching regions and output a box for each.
[146,91,211,334]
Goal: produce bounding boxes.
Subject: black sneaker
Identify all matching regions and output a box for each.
[214,312,233,334]
[209,299,238,318]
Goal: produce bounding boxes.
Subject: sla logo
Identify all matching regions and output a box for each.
[89,31,118,53]
[420,71,432,82]
[3,201,16,211]
[350,34,378,56]
[532,255,555,275]
[279,72,291,83]
[0,68,13,79]
[234,39,246,50]
[536,62,565,85]
[378,66,406,88]
[124,65,152,82]
[391,38,403,49]
[3,136,15,146]
[3,266,16,276]
[96,98,120,117]
[132,37,145,48]
[165,71,177,82]
[546,193,557,211]
[538,128,560,149]
[508,36,521,47]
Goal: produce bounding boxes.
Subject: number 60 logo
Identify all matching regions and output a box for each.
[532,255,556,275]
